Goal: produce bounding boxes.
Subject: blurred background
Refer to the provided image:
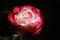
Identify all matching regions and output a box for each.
[0,0,57,40]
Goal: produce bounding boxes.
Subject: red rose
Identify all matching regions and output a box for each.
[8,5,43,35]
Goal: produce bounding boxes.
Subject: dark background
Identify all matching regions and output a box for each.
[0,0,57,40]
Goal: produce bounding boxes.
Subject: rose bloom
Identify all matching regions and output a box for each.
[8,5,43,36]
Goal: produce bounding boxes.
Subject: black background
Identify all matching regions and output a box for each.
[0,0,57,40]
